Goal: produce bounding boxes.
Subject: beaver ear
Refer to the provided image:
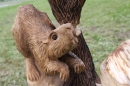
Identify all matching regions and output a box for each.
[43,39,48,44]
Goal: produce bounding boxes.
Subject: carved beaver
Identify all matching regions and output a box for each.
[12,5,85,86]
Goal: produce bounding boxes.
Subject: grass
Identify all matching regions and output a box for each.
[0,0,130,85]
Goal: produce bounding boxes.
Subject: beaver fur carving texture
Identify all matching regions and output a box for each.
[12,5,85,86]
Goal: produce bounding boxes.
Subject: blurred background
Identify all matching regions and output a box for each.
[0,0,130,85]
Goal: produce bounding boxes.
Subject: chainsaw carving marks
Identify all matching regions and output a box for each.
[12,5,85,86]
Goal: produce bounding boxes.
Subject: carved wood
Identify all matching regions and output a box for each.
[48,0,85,28]
[100,40,130,86]
[12,5,86,86]
[48,0,100,86]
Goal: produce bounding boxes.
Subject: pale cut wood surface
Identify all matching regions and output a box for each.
[100,40,130,86]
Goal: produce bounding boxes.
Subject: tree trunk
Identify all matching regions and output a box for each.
[48,0,100,86]
[100,40,130,86]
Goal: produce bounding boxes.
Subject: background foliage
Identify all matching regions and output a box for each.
[0,0,130,85]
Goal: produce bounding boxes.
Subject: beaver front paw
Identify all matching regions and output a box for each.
[44,68,57,76]
[74,61,85,73]
[27,67,41,81]
[60,65,70,81]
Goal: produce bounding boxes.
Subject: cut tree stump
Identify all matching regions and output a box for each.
[48,0,100,86]
[100,40,130,86]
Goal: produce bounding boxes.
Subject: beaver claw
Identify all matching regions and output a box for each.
[74,61,85,73]
[27,67,41,81]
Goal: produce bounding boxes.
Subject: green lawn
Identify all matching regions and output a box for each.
[0,0,130,85]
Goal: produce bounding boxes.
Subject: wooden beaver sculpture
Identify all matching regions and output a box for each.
[12,5,85,86]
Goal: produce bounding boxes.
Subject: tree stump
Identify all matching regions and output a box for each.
[100,40,130,86]
[48,0,100,86]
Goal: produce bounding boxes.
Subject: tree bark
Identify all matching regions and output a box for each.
[48,0,100,86]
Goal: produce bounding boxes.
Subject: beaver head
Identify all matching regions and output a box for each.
[43,23,81,60]
[14,5,81,60]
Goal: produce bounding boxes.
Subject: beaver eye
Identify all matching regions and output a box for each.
[66,27,71,30]
[52,34,58,40]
